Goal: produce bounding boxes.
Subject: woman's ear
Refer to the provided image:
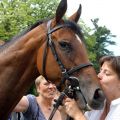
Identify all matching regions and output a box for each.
[68,4,82,23]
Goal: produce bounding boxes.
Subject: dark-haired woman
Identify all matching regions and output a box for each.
[63,56,120,120]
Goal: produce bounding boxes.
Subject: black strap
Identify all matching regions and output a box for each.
[42,38,49,79]
[18,112,21,120]
[67,63,93,75]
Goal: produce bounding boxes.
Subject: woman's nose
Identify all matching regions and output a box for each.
[97,72,102,79]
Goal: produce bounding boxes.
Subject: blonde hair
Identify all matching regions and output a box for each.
[35,75,45,87]
[0,40,5,46]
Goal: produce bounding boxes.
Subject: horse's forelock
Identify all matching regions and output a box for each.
[63,20,85,42]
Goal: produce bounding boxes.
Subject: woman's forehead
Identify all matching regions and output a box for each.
[101,62,112,70]
[41,79,51,84]
[102,61,111,67]
[101,62,115,72]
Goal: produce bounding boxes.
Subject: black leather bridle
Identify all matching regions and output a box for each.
[42,20,93,120]
[42,20,93,86]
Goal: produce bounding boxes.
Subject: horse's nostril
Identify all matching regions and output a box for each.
[94,89,105,100]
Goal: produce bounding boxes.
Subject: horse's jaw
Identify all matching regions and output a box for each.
[76,88,105,111]
[89,89,105,110]
[77,76,105,110]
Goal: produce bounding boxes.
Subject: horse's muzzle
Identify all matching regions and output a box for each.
[90,88,105,110]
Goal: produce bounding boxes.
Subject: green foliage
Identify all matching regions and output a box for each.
[91,18,116,71]
[27,83,38,95]
[0,0,59,41]
[80,18,116,71]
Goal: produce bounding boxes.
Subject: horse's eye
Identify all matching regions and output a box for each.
[59,41,72,53]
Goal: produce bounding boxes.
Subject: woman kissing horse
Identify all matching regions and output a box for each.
[0,0,105,119]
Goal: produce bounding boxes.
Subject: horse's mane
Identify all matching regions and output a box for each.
[10,20,46,41]
[0,19,46,50]
[0,19,84,51]
[63,20,84,41]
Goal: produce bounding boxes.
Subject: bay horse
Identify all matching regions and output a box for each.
[0,0,105,119]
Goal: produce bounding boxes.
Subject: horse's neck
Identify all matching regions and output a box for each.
[0,24,47,119]
[0,24,46,54]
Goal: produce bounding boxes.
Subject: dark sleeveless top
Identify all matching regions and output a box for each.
[23,94,47,120]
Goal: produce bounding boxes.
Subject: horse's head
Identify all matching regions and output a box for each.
[37,0,105,110]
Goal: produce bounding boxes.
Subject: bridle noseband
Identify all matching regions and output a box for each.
[42,20,93,120]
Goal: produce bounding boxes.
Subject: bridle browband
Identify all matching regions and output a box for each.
[42,20,93,120]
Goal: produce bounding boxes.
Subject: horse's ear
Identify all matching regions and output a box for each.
[55,0,67,24]
[69,4,82,23]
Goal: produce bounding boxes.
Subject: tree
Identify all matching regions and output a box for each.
[91,18,116,70]
[80,18,116,71]
[0,0,59,41]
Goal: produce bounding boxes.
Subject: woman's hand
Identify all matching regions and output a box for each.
[64,98,86,120]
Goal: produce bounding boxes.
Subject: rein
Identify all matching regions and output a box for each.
[42,20,93,120]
